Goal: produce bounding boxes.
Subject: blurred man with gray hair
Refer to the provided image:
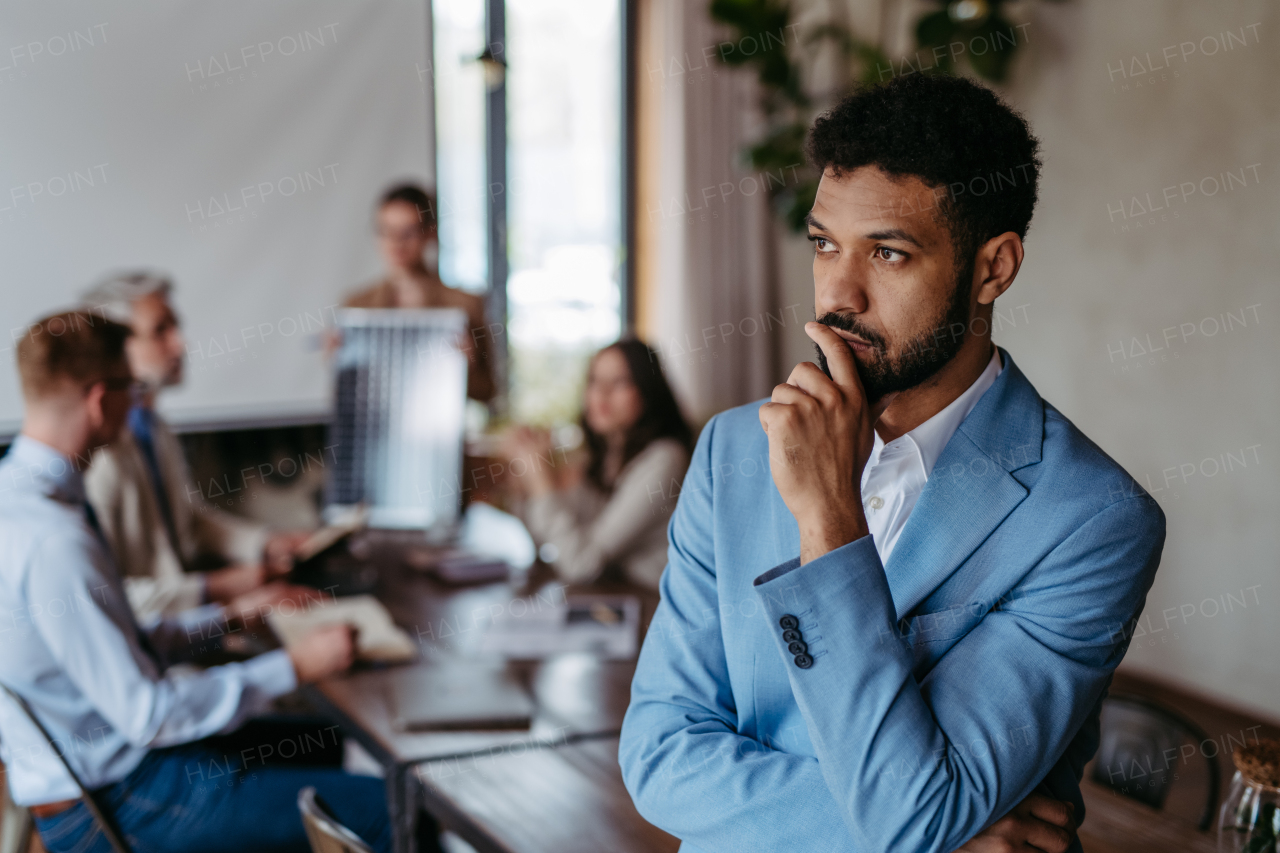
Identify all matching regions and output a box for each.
[81,271,308,622]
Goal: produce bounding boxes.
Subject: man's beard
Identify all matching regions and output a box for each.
[815,260,975,403]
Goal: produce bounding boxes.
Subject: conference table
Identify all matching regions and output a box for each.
[298,537,660,853]
[417,737,678,853]
[296,536,1246,853]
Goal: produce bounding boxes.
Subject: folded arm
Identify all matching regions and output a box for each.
[751,495,1163,852]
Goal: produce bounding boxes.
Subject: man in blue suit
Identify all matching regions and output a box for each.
[619,74,1164,852]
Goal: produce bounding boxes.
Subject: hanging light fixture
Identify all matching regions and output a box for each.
[476,45,506,90]
[947,0,991,23]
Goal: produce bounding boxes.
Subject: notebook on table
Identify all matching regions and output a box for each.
[387,663,535,732]
[265,594,417,664]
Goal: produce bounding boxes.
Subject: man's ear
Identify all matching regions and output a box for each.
[83,381,108,430]
[973,232,1024,305]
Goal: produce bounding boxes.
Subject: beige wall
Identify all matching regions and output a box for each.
[775,0,1279,717]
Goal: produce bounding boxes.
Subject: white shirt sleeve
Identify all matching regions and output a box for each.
[24,529,296,750]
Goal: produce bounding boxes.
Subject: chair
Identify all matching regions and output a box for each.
[298,787,375,853]
[0,684,132,853]
[1,777,34,853]
[1091,692,1220,831]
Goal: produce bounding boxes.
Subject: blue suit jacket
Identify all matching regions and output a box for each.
[619,349,1165,853]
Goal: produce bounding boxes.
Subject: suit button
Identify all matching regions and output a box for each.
[782,629,802,643]
[794,653,813,669]
[787,641,807,655]
[779,615,799,630]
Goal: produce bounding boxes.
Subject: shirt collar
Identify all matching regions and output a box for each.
[1,434,89,505]
[907,346,1004,478]
[870,346,1004,478]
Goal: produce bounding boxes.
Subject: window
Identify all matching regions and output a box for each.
[433,0,489,292]
[433,0,625,426]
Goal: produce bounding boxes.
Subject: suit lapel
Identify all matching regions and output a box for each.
[884,430,1027,619]
[883,349,1045,620]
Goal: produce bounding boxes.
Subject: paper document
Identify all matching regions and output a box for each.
[478,589,640,659]
[267,594,416,663]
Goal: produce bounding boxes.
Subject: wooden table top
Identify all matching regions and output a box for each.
[417,742,1224,853]
[420,757,1221,853]
[312,653,637,764]
[1079,778,1217,853]
[418,737,678,853]
[305,546,653,766]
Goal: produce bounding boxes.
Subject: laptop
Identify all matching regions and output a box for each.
[388,663,535,732]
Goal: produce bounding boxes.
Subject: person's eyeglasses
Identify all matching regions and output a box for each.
[376,225,431,241]
[97,377,144,396]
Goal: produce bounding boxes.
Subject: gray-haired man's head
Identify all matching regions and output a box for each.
[81,271,185,394]
[81,271,172,323]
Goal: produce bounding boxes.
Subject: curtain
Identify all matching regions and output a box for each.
[634,0,782,426]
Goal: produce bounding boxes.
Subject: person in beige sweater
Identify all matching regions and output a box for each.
[81,272,309,622]
[342,183,495,403]
[500,340,692,589]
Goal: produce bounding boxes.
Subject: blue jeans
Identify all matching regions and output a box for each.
[34,741,391,853]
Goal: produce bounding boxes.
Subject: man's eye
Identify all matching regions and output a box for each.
[812,237,833,253]
[875,246,906,262]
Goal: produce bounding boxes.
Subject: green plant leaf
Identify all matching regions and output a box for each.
[709,0,805,104]
[915,10,956,48]
[963,14,1020,81]
[783,180,819,231]
[1242,835,1275,853]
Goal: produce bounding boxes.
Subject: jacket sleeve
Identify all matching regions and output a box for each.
[155,422,270,566]
[750,495,1164,852]
[84,446,207,620]
[189,502,270,567]
[123,574,206,623]
[619,417,860,851]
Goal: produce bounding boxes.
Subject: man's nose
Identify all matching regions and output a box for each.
[816,260,870,317]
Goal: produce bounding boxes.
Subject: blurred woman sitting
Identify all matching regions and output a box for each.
[501,340,691,589]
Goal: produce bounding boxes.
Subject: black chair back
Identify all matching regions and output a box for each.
[0,684,132,853]
[1091,692,1220,831]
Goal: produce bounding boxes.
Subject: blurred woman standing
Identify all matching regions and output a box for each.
[343,183,495,402]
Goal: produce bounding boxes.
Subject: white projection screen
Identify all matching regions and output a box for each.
[0,1,435,435]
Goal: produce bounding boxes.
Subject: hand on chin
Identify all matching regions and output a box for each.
[759,322,895,564]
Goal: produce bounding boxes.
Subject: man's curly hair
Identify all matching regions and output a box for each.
[806,74,1042,267]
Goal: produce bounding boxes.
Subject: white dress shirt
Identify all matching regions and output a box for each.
[0,436,296,806]
[862,347,1003,563]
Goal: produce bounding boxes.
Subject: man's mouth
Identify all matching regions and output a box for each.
[830,328,876,354]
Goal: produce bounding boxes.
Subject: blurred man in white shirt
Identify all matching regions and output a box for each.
[0,310,389,852]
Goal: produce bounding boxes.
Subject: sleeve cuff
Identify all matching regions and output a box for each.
[752,534,878,587]
[242,648,298,699]
[751,536,889,671]
[187,602,225,626]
